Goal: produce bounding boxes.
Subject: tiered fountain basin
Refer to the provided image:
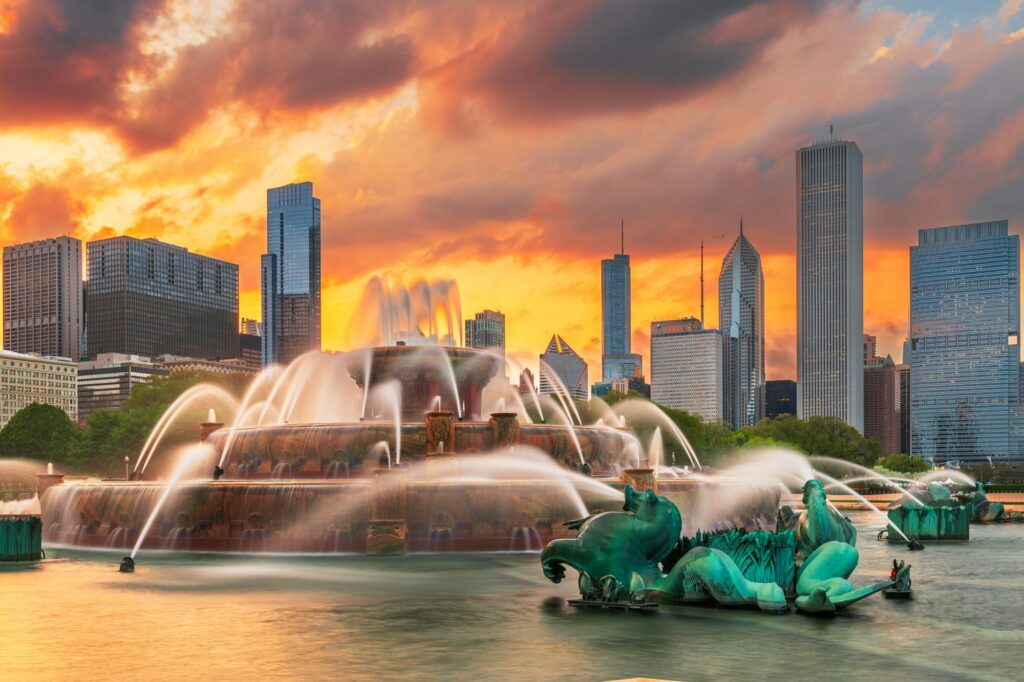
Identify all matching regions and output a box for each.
[209,418,640,478]
[39,345,781,555]
[40,472,780,554]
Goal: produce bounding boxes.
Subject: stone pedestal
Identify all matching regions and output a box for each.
[200,421,224,442]
[622,468,657,494]
[370,469,408,521]
[426,411,456,454]
[36,474,65,498]
[367,468,408,555]
[489,412,521,450]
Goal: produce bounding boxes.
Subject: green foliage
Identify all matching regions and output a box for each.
[69,370,252,477]
[876,453,929,474]
[730,414,880,467]
[0,403,80,463]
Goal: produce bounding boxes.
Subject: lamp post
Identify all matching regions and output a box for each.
[124,456,130,481]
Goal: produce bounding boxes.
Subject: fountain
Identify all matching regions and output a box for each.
[38,278,792,558]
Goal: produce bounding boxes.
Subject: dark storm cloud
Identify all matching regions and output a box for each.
[0,0,154,124]
[444,0,829,122]
[0,0,415,153]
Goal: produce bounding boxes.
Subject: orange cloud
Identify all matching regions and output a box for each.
[0,0,1021,385]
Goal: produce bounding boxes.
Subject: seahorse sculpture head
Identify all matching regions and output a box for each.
[621,485,683,565]
[798,479,856,559]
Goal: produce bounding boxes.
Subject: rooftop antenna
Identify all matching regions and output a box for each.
[829,124,833,141]
[700,240,704,327]
[620,219,624,255]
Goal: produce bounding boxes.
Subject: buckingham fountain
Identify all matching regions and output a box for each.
[31,277,916,613]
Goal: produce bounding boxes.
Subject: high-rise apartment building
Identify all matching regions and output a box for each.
[464,310,506,356]
[262,182,321,366]
[601,226,635,381]
[909,220,1021,463]
[719,221,765,429]
[650,317,722,421]
[85,236,239,360]
[864,355,901,455]
[539,334,589,401]
[3,236,83,360]
[0,350,78,427]
[796,138,864,432]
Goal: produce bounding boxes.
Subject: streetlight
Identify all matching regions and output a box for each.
[124,456,130,481]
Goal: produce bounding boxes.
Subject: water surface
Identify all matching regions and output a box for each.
[3,513,1022,681]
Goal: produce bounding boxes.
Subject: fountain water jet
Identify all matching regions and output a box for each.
[129,444,213,562]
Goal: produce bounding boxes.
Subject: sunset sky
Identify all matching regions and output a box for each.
[1,0,1023,379]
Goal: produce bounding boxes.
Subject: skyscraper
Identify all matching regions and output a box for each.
[464,310,506,356]
[3,236,83,360]
[650,317,723,421]
[796,138,864,432]
[718,220,765,429]
[766,380,797,418]
[601,223,640,381]
[262,182,321,366]
[85,236,238,360]
[909,220,1021,463]
[539,334,588,401]
[864,354,901,455]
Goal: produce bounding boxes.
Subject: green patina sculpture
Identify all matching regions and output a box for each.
[887,481,1022,541]
[961,482,1023,523]
[541,486,788,612]
[795,480,856,560]
[541,481,908,615]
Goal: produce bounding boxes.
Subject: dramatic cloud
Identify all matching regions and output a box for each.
[1,0,1023,379]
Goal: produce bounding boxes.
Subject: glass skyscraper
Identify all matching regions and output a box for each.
[465,309,505,356]
[909,220,1021,463]
[796,139,864,432]
[718,220,765,429]
[85,236,239,360]
[262,182,321,366]
[601,241,637,381]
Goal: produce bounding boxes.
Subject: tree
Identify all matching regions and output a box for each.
[732,414,880,467]
[875,453,929,474]
[69,370,254,477]
[0,403,80,463]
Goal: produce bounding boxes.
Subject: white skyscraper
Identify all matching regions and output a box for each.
[796,138,864,432]
[650,318,723,422]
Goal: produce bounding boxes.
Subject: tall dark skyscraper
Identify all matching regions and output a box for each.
[262,182,321,366]
[718,220,765,429]
[3,236,83,360]
[85,236,238,360]
[601,222,640,381]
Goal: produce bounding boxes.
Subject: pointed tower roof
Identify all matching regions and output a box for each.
[544,334,579,357]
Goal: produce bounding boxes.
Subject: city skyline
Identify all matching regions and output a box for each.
[0,2,1023,380]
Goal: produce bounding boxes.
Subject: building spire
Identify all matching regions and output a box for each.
[740,215,744,236]
[620,219,624,254]
[700,239,704,327]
